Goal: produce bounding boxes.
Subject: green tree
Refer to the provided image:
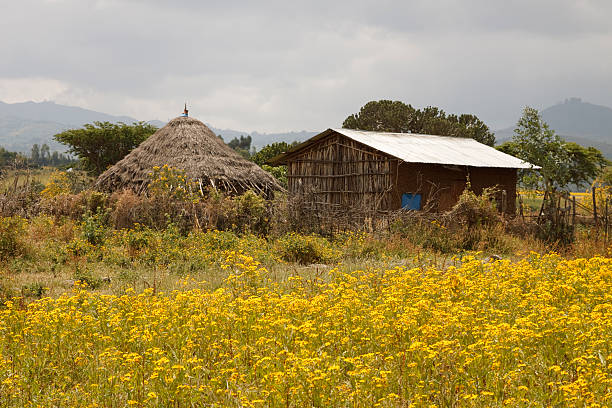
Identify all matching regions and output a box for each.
[564,142,609,189]
[54,121,157,176]
[343,100,416,133]
[40,144,50,165]
[600,166,612,187]
[250,141,300,187]
[342,100,495,146]
[0,147,26,168]
[30,144,40,165]
[496,107,608,191]
[250,141,299,166]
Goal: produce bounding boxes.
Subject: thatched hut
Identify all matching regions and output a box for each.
[95,113,281,197]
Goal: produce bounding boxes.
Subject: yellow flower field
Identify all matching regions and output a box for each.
[1,254,611,407]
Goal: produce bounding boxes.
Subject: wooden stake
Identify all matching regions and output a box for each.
[593,187,598,227]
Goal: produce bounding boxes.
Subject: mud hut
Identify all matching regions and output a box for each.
[95,111,281,197]
[269,128,537,216]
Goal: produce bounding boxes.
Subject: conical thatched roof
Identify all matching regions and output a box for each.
[95,116,282,196]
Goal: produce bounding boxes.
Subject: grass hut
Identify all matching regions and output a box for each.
[95,112,281,197]
[269,128,536,217]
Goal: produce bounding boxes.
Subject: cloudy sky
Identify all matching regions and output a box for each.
[1,0,611,132]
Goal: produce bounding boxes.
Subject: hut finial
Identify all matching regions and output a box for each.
[181,103,189,117]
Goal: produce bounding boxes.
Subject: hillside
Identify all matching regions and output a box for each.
[495,98,612,158]
[0,101,313,153]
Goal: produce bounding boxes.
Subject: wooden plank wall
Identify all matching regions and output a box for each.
[286,134,396,215]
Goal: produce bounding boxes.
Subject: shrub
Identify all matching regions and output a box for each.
[73,268,105,289]
[148,165,197,202]
[446,186,500,229]
[21,283,47,299]
[275,233,341,264]
[226,190,268,233]
[0,216,29,261]
[40,171,72,198]
[81,211,108,246]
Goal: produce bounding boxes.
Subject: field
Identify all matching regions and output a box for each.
[1,212,612,407]
[1,172,612,407]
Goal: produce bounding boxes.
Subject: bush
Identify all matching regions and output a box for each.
[73,268,105,289]
[0,216,29,261]
[446,186,500,229]
[226,190,269,233]
[21,283,47,299]
[275,233,341,264]
[81,211,108,246]
[40,171,72,198]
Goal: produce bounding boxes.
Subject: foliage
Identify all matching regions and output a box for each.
[39,170,91,199]
[343,100,495,146]
[225,135,253,158]
[275,232,341,264]
[581,179,612,214]
[20,283,47,299]
[39,171,72,198]
[498,107,607,192]
[250,141,299,166]
[447,186,500,229]
[499,107,609,243]
[227,190,269,233]
[29,143,73,167]
[564,142,609,188]
[343,100,415,133]
[1,254,611,406]
[81,211,108,246]
[0,147,27,168]
[148,165,197,202]
[599,166,612,187]
[0,216,29,261]
[250,141,299,187]
[261,164,288,186]
[54,121,157,176]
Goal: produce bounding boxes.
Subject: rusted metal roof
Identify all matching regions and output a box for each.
[270,128,538,169]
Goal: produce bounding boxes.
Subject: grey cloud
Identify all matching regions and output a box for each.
[1,0,611,132]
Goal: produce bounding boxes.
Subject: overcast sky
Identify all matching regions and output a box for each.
[1,0,611,132]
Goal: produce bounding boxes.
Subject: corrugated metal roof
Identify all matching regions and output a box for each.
[270,128,538,169]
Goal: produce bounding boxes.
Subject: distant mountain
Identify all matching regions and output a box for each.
[495,98,612,159]
[212,126,315,149]
[0,101,143,153]
[0,100,314,154]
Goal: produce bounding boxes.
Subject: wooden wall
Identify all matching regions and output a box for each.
[285,134,395,214]
[284,132,518,215]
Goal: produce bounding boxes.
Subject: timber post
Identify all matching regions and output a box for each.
[593,187,598,227]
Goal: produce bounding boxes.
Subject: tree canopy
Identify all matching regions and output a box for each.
[342,100,495,146]
[0,147,27,168]
[54,121,157,176]
[250,141,299,166]
[225,135,253,159]
[250,141,300,188]
[28,143,73,167]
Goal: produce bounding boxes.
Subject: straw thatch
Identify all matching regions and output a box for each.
[95,116,282,197]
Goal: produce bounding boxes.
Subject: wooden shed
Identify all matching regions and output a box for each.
[269,128,536,216]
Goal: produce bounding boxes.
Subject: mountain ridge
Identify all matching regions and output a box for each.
[0,100,314,153]
[2,98,611,159]
[494,98,612,159]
